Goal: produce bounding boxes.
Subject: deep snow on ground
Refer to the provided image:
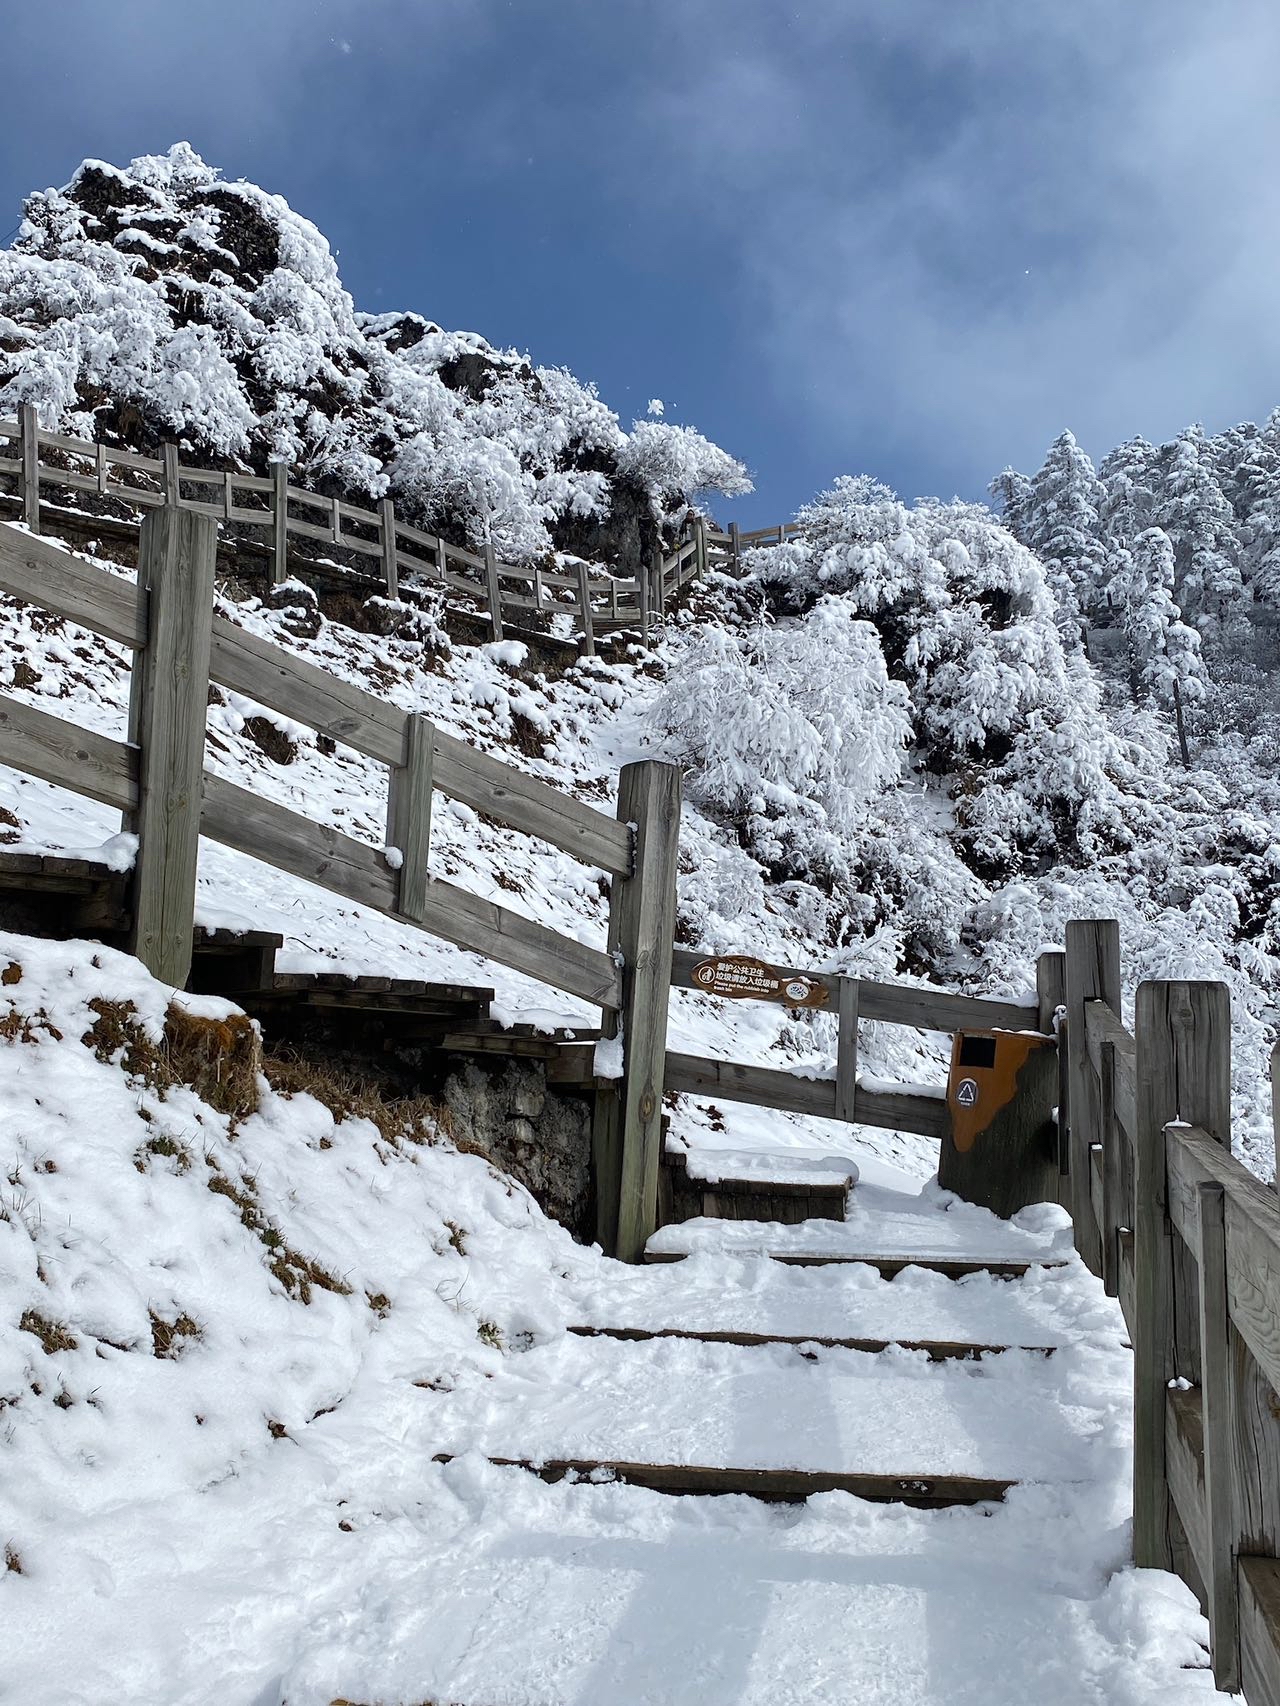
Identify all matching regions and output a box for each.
[0,932,1216,1706]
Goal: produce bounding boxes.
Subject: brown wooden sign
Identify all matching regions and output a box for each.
[690,955,830,1009]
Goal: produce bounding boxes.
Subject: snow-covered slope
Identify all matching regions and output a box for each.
[0,933,1213,1706]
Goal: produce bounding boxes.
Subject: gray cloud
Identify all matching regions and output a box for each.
[644,0,1280,495]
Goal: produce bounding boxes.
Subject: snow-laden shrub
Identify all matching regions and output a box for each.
[0,144,750,567]
[651,599,908,836]
[746,476,1168,872]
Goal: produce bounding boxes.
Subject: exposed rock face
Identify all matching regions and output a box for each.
[0,144,750,572]
[442,1059,593,1237]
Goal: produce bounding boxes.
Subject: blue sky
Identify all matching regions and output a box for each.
[4,0,1280,526]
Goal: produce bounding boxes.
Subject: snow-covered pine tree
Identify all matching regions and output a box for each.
[1154,427,1246,641]
[1017,431,1109,653]
[1110,526,1207,764]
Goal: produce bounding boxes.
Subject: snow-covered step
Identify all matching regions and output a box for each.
[645,1189,1073,1277]
[566,1249,1100,1349]
[660,1143,857,1228]
[415,1333,1103,1498]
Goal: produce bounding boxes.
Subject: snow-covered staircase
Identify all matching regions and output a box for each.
[430,1169,1093,1510]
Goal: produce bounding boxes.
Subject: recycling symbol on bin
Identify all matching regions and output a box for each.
[955,1077,980,1109]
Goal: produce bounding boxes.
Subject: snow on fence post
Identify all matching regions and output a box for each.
[126,505,218,988]
[386,711,433,924]
[593,759,681,1262]
[1132,978,1230,1574]
[19,403,40,534]
[1064,919,1121,1276]
[484,539,504,641]
[380,497,398,600]
[271,463,289,585]
[576,561,596,657]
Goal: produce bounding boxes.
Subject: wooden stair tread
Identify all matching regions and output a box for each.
[430,1453,1016,1507]
[565,1324,1055,1359]
[643,1249,1065,1278]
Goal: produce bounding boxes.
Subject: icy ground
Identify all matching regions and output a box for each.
[0,933,1217,1706]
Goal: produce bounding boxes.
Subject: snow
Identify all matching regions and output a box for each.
[0,932,1216,1706]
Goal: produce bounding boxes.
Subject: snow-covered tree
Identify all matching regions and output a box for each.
[0,144,749,568]
[1154,427,1246,636]
[1109,527,1207,761]
[1018,431,1109,652]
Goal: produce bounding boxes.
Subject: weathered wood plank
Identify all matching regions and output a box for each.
[1082,999,1137,1138]
[836,975,858,1122]
[19,404,40,533]
[127,507,217,986]
[1133,981,1231,1573]
[565,1325,1054,1359]
[271,463,288,585]
[1165,1128,1280,1401]
[1065,920,1121,1275]
[1198,1181,1241,1690]
[670,947,1035,1033]
[610,761,681,1263]
[0,693,136,811]
[0,523,145,647]
[386,712,432,923]
[644,1248,1064,1279]
[1240,1557,1280,1706]
[430,1452,1017,1507]
[663,1050,951,1139]
[198,774,619,1007]
[1166,1382,1209,1587]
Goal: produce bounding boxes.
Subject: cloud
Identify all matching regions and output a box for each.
[643,0,1280,495]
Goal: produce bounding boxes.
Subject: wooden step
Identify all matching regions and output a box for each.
[565,1325,1055,1360]
[643,1249,1066,1279]
[659,1144,855,1229]
[431,1453,1015,1508]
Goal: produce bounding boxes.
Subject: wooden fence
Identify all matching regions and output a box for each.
[1053,919,1280,1701]
[1,511,1278,1688]
[0,407,719,651]
[0,508,682,1258]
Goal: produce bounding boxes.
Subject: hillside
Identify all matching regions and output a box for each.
[0,144,750,571]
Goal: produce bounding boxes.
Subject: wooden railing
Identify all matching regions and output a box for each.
[0,406,715,651]
[1054,919,1280,1702]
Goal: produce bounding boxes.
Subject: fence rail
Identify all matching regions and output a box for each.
[1057,920,1280,1702]
[0,408,718,650]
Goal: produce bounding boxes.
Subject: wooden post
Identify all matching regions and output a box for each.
[19,403,40,533]
[1133,979,1231,1571]
[695,517,707,583]
[835,976,858,1123]
[637,554,651,645]
[222,471,235,521]
[1064,919,1121,1275]
[577,561,596,657]
[380,497,398,600]
[729,521,741,572]
[161,442,180,506]
[96,442,110,498]
[1197,1179,1241,1692]
[1037,948,1068,1185]
[1099,1038,1121,1297]
[330,494,343,547]
[484,540,504,641]
[651,547,665,627]
[126,506,218,987]
[271,463,288,585]
[593,760,681,1262]
[386,712,432,923]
